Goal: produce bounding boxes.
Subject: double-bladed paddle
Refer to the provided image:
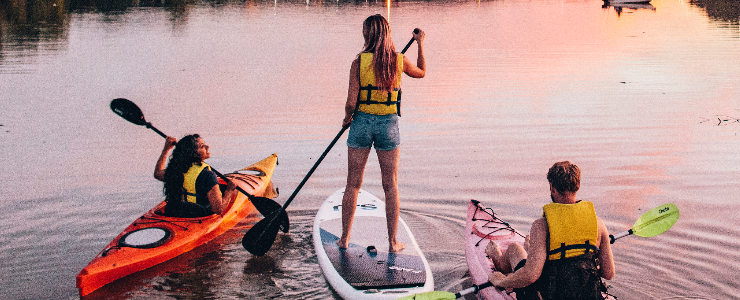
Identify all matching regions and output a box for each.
[397,203,681,300]
[110,98,288,231]
[241,30,421,256]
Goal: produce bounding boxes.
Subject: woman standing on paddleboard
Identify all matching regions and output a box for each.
[154,134,236,218]
[337,14,426,253]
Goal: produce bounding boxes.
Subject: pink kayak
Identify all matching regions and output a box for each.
[465,200,526,300]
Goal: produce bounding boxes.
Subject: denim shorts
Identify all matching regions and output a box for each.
[347,111,401,151]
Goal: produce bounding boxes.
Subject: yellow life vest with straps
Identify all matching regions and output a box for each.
[357,52,404,116]
[543,201,599,260]
[183,162,211,204]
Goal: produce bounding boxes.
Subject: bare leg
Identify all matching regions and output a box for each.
[377,148,405,252]
[338,147,371,249]
[486,242,527,274]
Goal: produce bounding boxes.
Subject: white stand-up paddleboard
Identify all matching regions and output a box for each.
[313,188,434,299]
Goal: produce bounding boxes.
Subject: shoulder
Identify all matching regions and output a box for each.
[402,54,412,64]
[196,167,219,187]
[596,216,609,235]
[531,217,548,234]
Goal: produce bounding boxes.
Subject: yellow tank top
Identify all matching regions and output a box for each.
[183,162,210,204]
[543,201,599,260]
[357,52,404,115]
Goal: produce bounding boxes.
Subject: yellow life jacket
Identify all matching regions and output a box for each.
[357,52,404,116]
[543,201,599,260]
[183,162,211,204]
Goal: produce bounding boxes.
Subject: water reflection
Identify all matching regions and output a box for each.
[0,0,67,73]
[2,0,740,298]
[690,0,740,22]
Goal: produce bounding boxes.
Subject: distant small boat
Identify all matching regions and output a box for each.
[603,0,655,14]
[604,0,651,4]
[611,2,655,10]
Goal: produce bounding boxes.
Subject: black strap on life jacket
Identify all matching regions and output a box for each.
[547,240,600,260]
[356,54,402,116]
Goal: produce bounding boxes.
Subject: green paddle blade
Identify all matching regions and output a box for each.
[396,291,456,300]
[632,203,679,238]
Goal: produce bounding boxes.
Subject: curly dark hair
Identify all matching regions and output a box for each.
[547,161,580,194]
[163,134,202,203]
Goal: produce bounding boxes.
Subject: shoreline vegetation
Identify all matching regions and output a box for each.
[0,0,736,72]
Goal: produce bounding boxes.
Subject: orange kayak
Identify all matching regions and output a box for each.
[76,153,278,297]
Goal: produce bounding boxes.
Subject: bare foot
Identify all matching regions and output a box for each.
[485,242,505,271]
[337,238,349,249]
[389,241,406,253]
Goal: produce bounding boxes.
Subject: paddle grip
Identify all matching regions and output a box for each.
[400,28,420,54]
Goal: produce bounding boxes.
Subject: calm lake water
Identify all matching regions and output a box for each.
[1,0,739,299]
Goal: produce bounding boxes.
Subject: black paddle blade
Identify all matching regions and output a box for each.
[279,210,289,233]
[247,194,289,233]
[242,211,283,256]
[110,98,147,126]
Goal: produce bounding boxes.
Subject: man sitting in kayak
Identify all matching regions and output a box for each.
[486,161,615,300]
[154,134,236,218]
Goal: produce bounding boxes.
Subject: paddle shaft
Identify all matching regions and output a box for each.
[455,282,494,298]
[145,122,168,140]
[610,229,632,244]
[279,125,348,210]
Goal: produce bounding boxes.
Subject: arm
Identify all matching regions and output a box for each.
[597,216,615,280]
[402,28,426,78]
[489,218,548,289]
[343,58,360,128]
[206,179,236,216]
[154,136,177,181]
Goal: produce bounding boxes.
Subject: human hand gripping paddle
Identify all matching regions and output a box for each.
[399,203,681,300]
[241,29,421,256]
[109,98,288,231]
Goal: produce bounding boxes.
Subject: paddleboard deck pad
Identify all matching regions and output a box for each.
[313,188,433,299]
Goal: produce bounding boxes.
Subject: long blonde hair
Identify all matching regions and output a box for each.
[362,14,398,92]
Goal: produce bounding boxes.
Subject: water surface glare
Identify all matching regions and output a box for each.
[1,0,739,299]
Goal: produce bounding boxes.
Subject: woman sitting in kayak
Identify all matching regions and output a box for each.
[154,134,236,218]
[337,14,426,253]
